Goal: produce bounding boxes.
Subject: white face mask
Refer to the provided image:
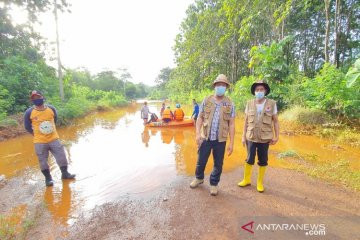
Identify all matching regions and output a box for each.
[215,86,226,96]
[255,91,265,99]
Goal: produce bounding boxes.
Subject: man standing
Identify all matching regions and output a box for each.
[191,99,199,122]
[140,101,151,124]
[24,90,75,187]
[160,102,166,117]
[190,74,235,196]
[238,80,279,192]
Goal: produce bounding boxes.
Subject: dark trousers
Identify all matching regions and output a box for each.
[195,140,226,186]
[245,140,269,166]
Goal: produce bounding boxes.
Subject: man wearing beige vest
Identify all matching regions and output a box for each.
[238,80,279,192]
[190,74,235,196]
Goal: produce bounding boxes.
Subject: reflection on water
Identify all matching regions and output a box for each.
[0,100,359,225]
[43,180,74,225]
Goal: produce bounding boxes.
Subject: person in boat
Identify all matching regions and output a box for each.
[24,90,75,187]
[140,101,152,125]
[237,80,279,193]
[174,103,185,121]
[190,74,235,196]
[162,106,174,123]
[160,102,166,117]
[147,113,159,124]
[191,99,199,122]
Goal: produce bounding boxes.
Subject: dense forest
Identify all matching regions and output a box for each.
[1,0,360,127]
[0,0,150,125]
[151,0,360,121]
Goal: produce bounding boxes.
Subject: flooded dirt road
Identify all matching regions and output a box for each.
[0,101,359,239]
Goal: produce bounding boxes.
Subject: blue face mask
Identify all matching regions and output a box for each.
[255,91,265,99]
[215,86,226,96]
[32,99,44,106]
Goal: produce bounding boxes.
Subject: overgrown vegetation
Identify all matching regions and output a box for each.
[153,0,359,124]
[277,150,360,191]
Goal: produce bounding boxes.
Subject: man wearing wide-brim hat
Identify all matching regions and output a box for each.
[190,74,235,196]
[238,80,279,192]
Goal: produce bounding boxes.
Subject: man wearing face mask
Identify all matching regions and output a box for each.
[190,74,235,196]
[24,90,75,187]
[238,80,279,192]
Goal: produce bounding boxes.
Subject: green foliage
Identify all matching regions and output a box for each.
[0,56,58,114]
[229,76,254,111]
[164,0,360,121]
[346,58,360,87]
[302,63,360,118]
[50,85,127,125]
[249,36,293,83]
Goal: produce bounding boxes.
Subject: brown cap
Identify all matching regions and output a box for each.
[212,74,230,87]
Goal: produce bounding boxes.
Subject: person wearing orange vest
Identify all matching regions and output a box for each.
[162,106,174,123]
[190,74,235,196]
[238,80,279,192]
[173,104,185,121]
[24,90,75,187]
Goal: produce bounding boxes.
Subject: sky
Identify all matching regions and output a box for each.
[12,0,194,86]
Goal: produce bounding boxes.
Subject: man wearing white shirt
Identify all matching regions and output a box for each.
[238,80,279,192]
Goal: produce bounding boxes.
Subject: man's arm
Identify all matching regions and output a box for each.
[48,105,58,124]
[24,108,33,135]
[227,117,235,156]
[270,114,279,145]
[242,116,248,147]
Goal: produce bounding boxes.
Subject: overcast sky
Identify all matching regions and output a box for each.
[13,0,193,86]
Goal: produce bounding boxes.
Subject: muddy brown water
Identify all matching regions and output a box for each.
[0,100,359,226]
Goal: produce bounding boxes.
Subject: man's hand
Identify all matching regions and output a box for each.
[196,135,203,148]
[227,143,233,156]
[270,137,278,145]
[242,136,246,147]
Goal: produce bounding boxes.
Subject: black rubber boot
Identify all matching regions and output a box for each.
[60,166,76,179]
[41,169,54,187]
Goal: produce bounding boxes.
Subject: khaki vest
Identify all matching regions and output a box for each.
[245,99,276,143]
[200,95,232,142]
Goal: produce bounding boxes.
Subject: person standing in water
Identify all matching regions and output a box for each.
[191,99,199,123]
[140,101,151,124]
[160,102,166,117]
[190,74,235,196]
[238,80,279,192]
[24,90,75,187]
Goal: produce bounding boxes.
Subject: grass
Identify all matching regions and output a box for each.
[0,205,37,240]
[279,106,360,148]
[0,118,18,128]
[276,150,360,191]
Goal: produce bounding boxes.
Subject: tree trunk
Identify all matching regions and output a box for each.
[324,0,331,63]
[334,0,341,67]
[54,0,64,101]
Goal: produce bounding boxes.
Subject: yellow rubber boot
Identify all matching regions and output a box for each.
[257,166,266,193]
[238,163,252,187]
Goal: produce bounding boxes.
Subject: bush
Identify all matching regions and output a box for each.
[280,106,328,125]
[302,63,360,119]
